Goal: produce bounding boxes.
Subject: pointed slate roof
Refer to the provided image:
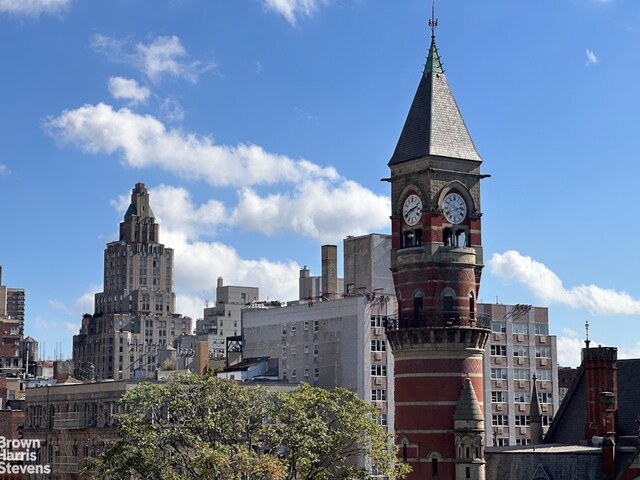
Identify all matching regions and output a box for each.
[530,376,543,422]
[389,35,481,165]
[454,378,484,422]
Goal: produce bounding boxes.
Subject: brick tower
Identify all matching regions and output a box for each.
[385,10,490,480]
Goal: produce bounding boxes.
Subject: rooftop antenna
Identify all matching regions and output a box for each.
[429,0,438,40]
[585,320,591,349]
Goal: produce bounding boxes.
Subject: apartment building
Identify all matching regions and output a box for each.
[479,303,559,446]
[243,234,395,433]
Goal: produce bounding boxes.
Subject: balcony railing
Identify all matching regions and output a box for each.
[385,312,491,331]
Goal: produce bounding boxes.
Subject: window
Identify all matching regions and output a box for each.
[538,392,553,404]
[282,326,287,335]
[492,415,509,426]
[371,340,386,352]
[514,392,531,403]
[313,344,319,356]
[536,346,551,358]
[513,369,530,380]
[542,416,553,426]
[491,321,506,333]
[371,364,387,376]
[313,320,319,332]
[291,324,296,333]
[282,346,287,358]
[443,292,453,319]
[291,345,296,355]
[432,457,438,476]
[492,391,507,403]
[371,316,383,327]
[514,415,530,426]
[375,413,388,426]
[495,438,509,447]
[371,389,387,401]
[491,368,507,380]
[516,438,532,446]
[490,345,506,356]
[536,369,552,381]
[403,229,423,248]
[512,323,529,334]
[304,345,309,354]
[291,369,297,378]
[534,324,548,335]
[513,345,529,357]
[314,367,319,378]
[304,321,309,330]
[304,368,309,377]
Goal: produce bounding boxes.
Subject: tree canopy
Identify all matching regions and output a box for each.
[86,375,410,480]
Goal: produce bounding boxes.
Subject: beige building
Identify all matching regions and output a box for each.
[479,303,559,446]
[73,184,192,381]
[195,277,259,358]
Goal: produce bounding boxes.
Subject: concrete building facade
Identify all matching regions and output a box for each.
[72,183,192,381]
[195,277,259,358]
[478,303,559,447]
[243,234,396,437]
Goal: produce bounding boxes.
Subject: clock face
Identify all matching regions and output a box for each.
[443,192,467,224]
[402,194,423,226]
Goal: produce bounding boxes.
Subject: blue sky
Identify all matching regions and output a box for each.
[1,0,639,366]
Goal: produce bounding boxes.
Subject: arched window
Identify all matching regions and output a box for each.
[469,291,475,320]
[413,291,424,321]
[443,289,454,321]
[431,457,438,476]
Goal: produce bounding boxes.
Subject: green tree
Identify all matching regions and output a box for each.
[86,375,410,480]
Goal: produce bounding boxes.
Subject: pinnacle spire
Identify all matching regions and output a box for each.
[389,9,481,165]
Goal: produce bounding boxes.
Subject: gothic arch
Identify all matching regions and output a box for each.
[437,180,477,214]
[397,185,424,216]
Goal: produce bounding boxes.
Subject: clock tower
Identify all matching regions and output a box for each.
[385,11,490,480]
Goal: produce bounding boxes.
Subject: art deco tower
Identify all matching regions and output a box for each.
[94,183,175,316]
[74,183,191,380]
[385,12,490,480]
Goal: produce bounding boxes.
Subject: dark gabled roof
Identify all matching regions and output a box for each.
[389,36,481,165]
[545,358,640,445]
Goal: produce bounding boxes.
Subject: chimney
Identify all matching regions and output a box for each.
[194,341,209,375]
[321,245,337,299]
[583,346,617,440]
[217,277,223,288]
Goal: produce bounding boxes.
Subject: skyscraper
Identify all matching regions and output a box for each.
[73,183,191,380]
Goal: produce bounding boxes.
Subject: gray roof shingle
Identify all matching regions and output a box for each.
[389,37,481,165]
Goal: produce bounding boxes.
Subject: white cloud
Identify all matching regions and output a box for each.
[489,250,640,315]
[586,48,599,66]
[159,97,185,122]
[47,103,389,242]
[108,76,150,104]
[0,0,70,16]
[234,180,389,243]
[45,103,339,188]
[0,164,7,174]
[163,230,301,316]
[91,34,214,83]
[263,0,329,25]
[557,328,585,367]
[619,341,640,359]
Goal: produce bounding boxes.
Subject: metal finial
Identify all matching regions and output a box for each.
[429,0,438,39]
[585,320,591,348]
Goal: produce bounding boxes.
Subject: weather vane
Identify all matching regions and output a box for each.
[429,0,438,39]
